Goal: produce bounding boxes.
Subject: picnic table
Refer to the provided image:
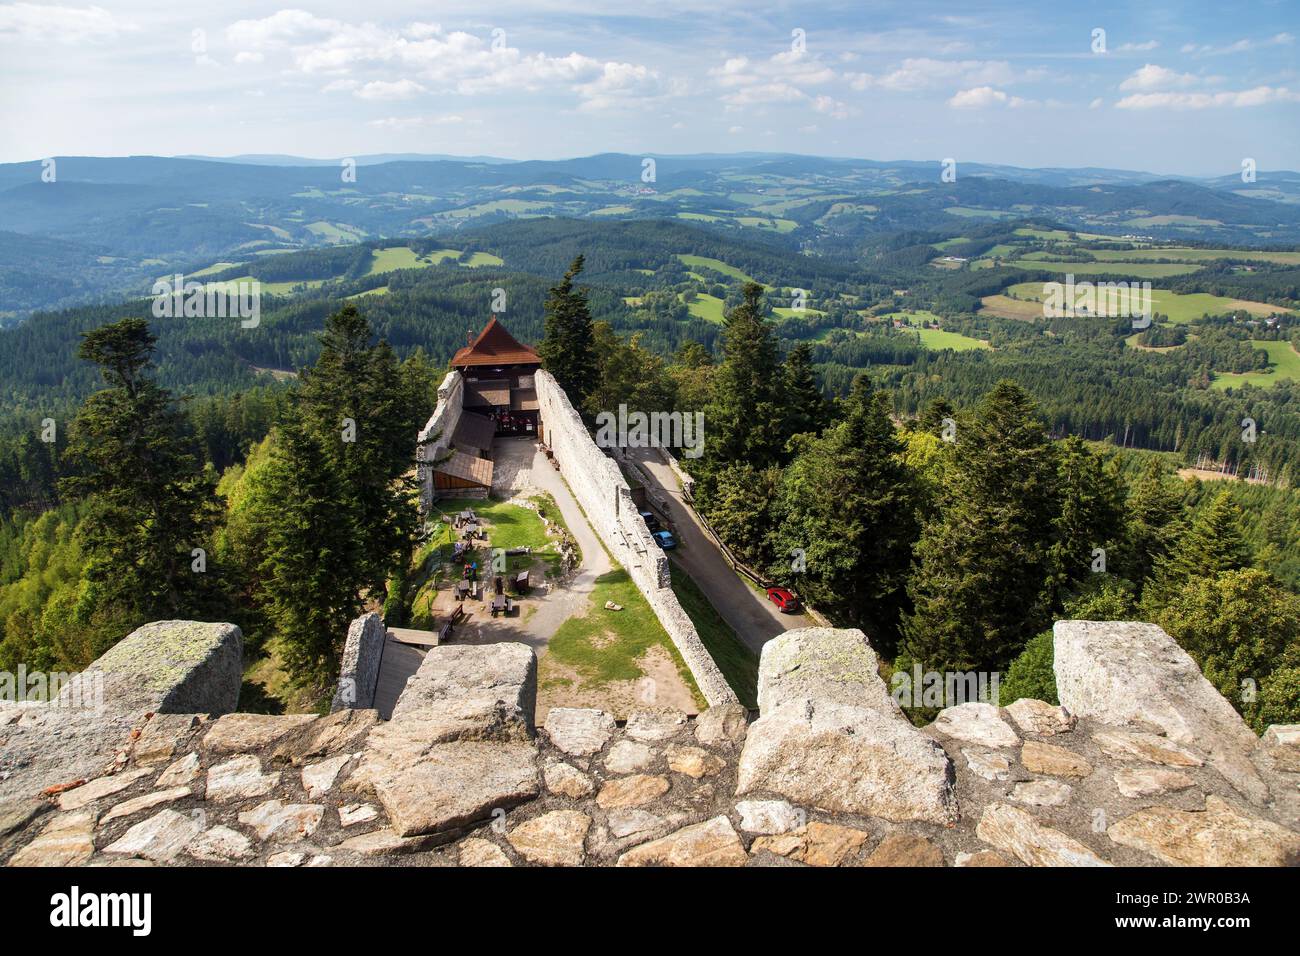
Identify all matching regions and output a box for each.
[491,594,510,617]
[453,580,470,600]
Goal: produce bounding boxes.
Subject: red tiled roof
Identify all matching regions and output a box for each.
[451,316,541,369]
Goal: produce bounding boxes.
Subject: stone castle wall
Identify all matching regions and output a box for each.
[534,369,736,706]
[416,370,465,511]
[4,617,1298,867]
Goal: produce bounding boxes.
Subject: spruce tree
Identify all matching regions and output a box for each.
[704,282,782,471]
[770,376,919,646]
[1047,436,1127,601]
[245,421,361,686]
[539,255,598,407]
[61,318,222,627]
[902,381,1060,673]
[1123,458,1185,589]
[1144,489,1251,610]
[779,342,831,445]
[294,305,418,596]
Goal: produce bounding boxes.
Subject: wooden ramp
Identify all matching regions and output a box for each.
[388,627,442,648]
[372,629,436,719]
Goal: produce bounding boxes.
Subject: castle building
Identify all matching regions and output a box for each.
[417,316,541,502]
[450,316,541,437]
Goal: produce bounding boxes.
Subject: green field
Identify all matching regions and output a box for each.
[684,292,726,323]
[772,306,827,319]
[464,252,504,267]
[735,216,798,233]
[914,328,991,351]
[305,221,365,243]
[1004,259,1201,278]
[1001,281,1292,324]
[675,254,766,287]
[1211,341,1300,390]
[1087,247,1300,266]
[366,246,439,275]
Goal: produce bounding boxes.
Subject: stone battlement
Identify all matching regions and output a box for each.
[2,619,1298,867]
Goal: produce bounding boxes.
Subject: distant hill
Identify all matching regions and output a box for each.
[2,152,1299,317]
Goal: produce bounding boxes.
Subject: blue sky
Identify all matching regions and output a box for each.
[0,0,1296,174]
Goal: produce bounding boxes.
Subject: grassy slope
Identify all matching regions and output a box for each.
[669,563,758,708]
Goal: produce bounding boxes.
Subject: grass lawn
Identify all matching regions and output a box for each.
[1211,341,1300,390]
[407,494,569,627]
[669,564,758,708]
[546,568,703,706]
[464,251,504,267]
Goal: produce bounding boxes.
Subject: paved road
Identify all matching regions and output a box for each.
[629,447,812,655]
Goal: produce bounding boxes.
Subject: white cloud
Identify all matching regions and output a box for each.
[0,2,134,43]
[947,86,1008,109]
[1181,33,1295,56]
[1117,40,1159,52]
[870,58,1029,93]
[1119,64,1199,91]
[1116,86,1300,109]
[356,79,426,101]
[223,14,665,111]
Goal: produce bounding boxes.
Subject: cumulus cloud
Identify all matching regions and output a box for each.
[1119,64,1199,91]
[223,14,666,111]
[947,86,1009,109]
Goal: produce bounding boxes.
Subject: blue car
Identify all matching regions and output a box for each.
[651,530,677,550]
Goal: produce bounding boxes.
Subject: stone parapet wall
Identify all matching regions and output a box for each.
[534,370,736,706]
[330,613,386,713]
[6,624,1298,867]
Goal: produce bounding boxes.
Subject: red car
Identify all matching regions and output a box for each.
[766,587,801,613]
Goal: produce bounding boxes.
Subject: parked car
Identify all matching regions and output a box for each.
[766,587,801,613]
[638,509,661,531]
[651,530,677,550]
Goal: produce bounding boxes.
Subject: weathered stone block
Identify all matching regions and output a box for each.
[1054,620,1265,803]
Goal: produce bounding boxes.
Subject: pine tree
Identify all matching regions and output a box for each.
[779,342,830,445]
[60,318,222,626]
[771,376,919,646]
[902,381,1060,673]
[539,255,598,407]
